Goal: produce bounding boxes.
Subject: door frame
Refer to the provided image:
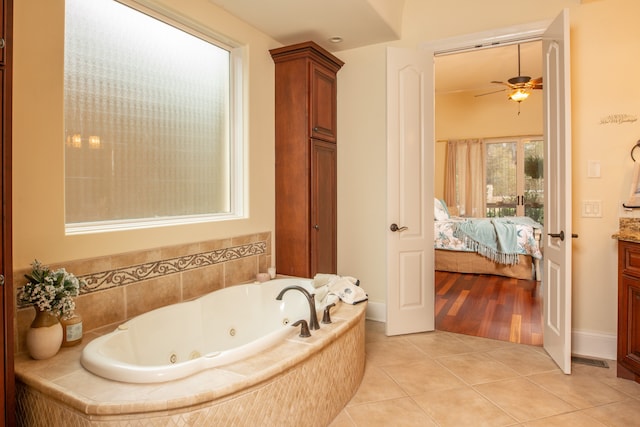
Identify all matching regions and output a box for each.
[385,21,551,335]
[416,19,572,364]
[2,0,14,422]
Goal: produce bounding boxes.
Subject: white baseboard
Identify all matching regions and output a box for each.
[364,302,617,360]
[365,301,386,322]
[572,329,617,361]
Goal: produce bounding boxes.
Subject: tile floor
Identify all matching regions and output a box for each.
[329,321,640,426]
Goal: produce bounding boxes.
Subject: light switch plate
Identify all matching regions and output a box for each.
[582,200,602,217]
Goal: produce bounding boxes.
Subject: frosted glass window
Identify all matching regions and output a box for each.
[64,0,240,231]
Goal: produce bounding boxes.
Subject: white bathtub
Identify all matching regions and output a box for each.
[81,278,317,383]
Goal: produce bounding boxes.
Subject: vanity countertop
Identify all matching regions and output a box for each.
[613,218,640,243]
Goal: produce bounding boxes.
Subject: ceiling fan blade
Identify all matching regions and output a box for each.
[490,80,515,89]
[530,77,543,89]
[475,88,506,97]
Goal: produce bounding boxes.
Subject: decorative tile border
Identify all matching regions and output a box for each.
[81,241,267,293]
[17,241,267,308]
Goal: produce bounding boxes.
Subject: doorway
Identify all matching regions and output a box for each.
[433,42,544,345]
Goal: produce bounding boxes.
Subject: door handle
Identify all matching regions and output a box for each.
[390,223,408,232]
[548,231,565,241]
[547,231,579,241]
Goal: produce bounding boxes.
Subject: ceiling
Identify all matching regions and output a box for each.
[435,41,542,96]
[207,0,404,52]
[207,0,542,96]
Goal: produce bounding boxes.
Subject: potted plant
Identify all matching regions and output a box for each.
[18,260,84,359]
[525,156,543,179]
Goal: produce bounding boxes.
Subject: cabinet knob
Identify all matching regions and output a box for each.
[313,224,320,230]
[313,127,319,132]
[0,39,5,49]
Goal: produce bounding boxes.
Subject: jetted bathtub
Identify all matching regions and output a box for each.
[81,278,317,383]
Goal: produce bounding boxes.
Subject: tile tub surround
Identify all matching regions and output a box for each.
[14,232,272,354]
[15,301,366,426]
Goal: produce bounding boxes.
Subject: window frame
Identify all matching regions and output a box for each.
[64,0,246,235]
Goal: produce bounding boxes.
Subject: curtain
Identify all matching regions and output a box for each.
[444,139,486,217]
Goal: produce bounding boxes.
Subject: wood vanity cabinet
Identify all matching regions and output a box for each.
[270,42,343,278]
[618,240,640,382]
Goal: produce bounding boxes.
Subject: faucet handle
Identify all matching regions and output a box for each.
[292,319,311,337]
[322,303,336,324]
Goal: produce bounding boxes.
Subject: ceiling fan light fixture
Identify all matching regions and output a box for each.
[509,88,530,102]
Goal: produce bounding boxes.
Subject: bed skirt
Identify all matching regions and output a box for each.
[435,249,538,280]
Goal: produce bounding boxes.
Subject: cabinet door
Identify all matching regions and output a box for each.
[310,139,336,276]
[620,273,640,376]
[0,0,4,66]
[310,63,337,143]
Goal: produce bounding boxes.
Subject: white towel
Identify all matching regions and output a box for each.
[314,285,330,304]
[328,277,367,305]
[312,273,339,288]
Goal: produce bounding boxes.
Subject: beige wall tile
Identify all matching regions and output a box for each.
[199,238,233,252]
[75,287,126,332]
[161,242,202,260]
[110,249,163,270]
[231,234,258,245]
[56,257,114,278]
[181,264,224,301]
[224,256,259,286]
[125,275,182,318]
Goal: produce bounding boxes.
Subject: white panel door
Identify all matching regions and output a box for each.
[386,48,434,336]
[543,9,573,374]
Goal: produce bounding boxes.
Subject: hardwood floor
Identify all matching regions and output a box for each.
[435,270,543,346]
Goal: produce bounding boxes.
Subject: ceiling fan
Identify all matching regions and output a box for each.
[476,43,542,103]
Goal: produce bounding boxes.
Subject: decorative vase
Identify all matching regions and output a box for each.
[26,307,63,360]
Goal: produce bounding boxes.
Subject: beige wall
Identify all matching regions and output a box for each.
[337,0,639,341]
[435,91,543,140]
[570,0,640,336]
[13,0,278,268]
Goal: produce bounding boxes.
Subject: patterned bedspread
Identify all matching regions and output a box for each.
[434,216,543,261]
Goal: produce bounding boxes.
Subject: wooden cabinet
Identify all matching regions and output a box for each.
[270,42,343,278]
[618,240,640,382]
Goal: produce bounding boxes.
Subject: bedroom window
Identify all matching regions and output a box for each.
[485,137,543,224]
[63,0,244,234]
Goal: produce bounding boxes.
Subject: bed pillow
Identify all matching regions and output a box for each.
[434,198,449,221]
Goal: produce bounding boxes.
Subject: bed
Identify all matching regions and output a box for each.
[434,200,542,280]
